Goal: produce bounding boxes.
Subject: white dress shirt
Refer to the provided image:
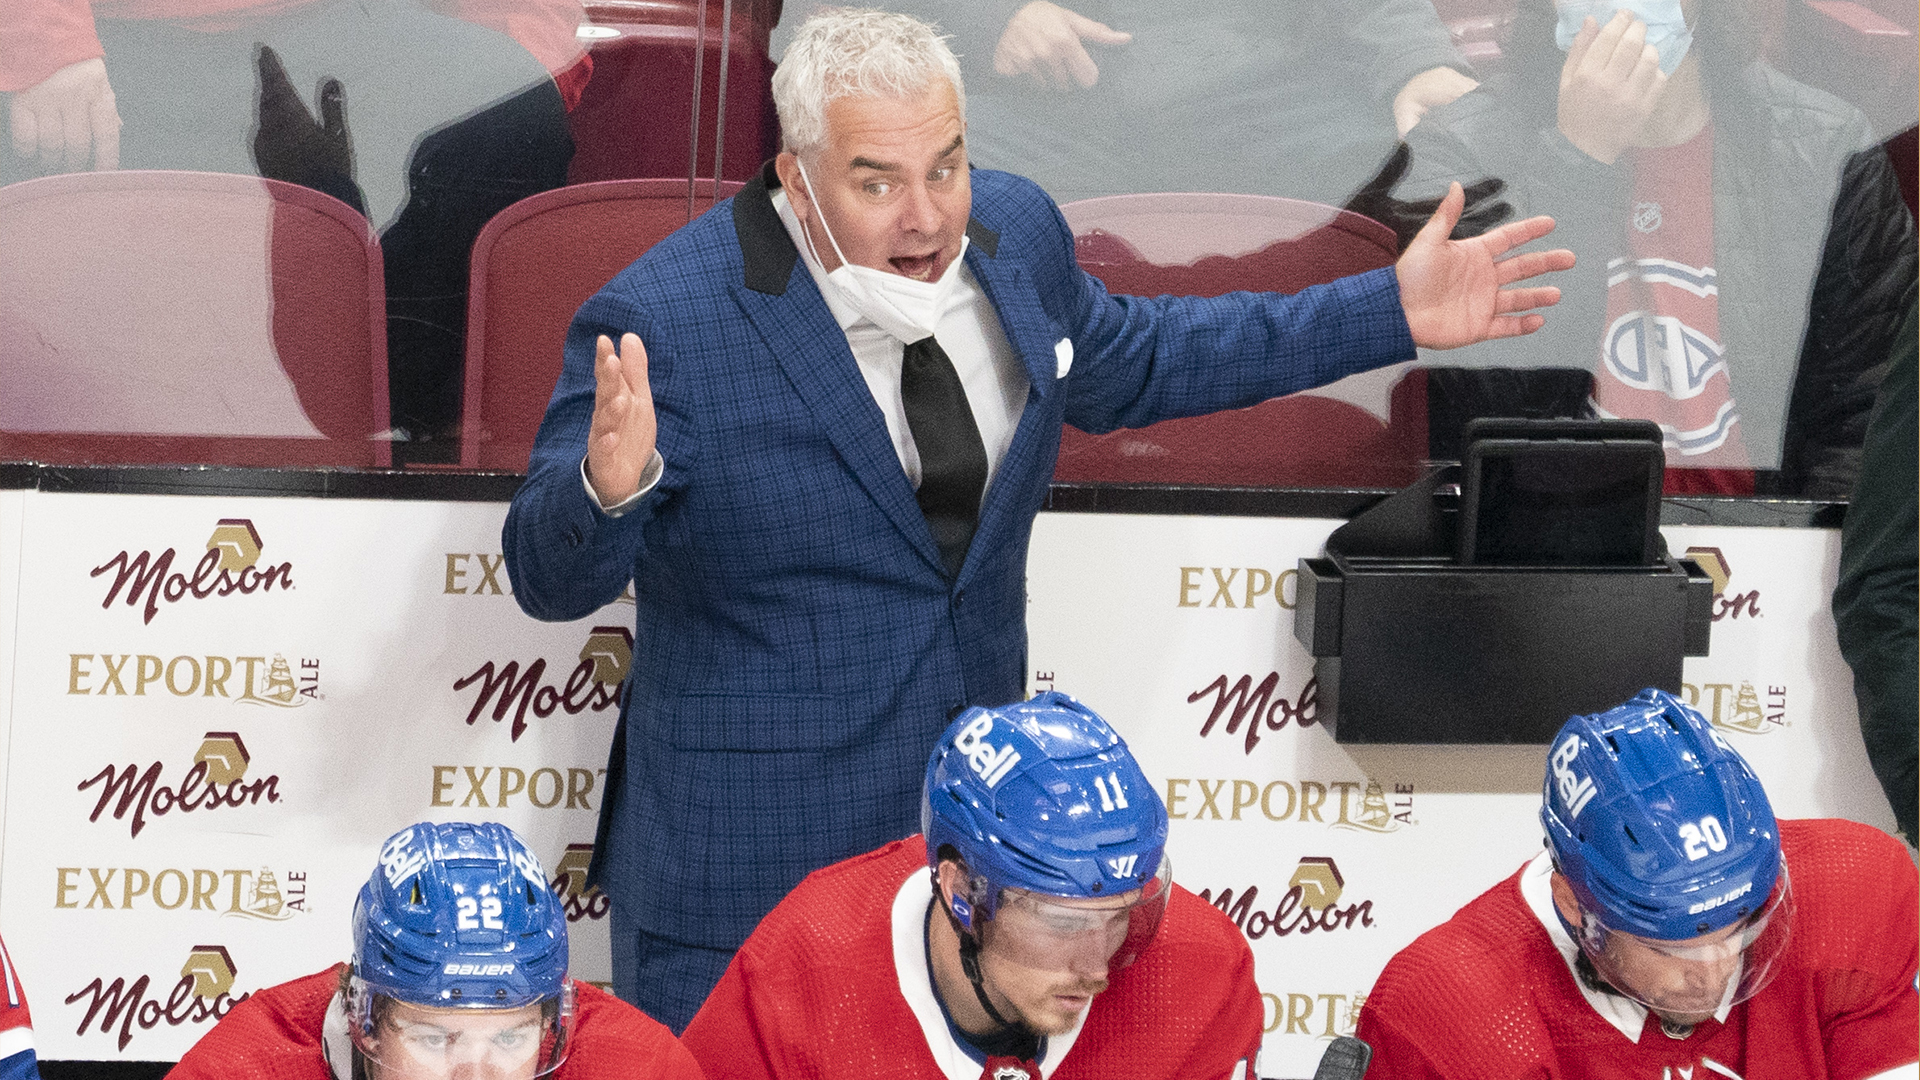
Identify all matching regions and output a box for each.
[774,188,1029,499]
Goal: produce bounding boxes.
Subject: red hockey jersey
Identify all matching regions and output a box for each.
[168,964,705,1080]
[0,936,38,1080]
[1357,818,1918,1080]
[681,838,1263,1080]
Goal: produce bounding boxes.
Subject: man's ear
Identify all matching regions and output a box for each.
[774,151,810,223]
[1548,871,1583,927]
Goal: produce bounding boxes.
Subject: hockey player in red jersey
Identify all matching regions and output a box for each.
[171,821,704,1080]
[680,692,1263,1080]
[1357,688,1919,1080]
[0,936,41,1080]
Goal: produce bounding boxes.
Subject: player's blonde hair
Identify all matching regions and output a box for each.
[772,8,966,158]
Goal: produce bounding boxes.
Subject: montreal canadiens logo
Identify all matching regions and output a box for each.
[1603,312,1725,399]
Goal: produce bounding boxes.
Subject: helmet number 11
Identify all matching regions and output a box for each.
[1093,771,1129,812]
[1678,815,1729,861]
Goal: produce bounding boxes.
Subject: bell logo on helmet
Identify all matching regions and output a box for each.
[379,829,428,887]
[953,714,1021,789]
[1550,735,1598,818]
[1107,855,1139,878]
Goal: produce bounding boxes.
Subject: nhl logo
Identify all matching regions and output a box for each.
[991,1067,1032,1080]
[1632,201,1663,233]
[979,1058,1036,1080]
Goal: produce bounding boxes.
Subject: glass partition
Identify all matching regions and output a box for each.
[2,0,1912,494]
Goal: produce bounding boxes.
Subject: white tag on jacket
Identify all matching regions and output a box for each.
[1055,337,1074,379]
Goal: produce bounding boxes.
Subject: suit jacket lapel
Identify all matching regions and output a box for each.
[729,164,947,575]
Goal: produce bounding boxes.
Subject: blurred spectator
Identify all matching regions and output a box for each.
[1833,284,1917,845]
[0,937,41,1080]
[1400,0,1916,497]
[1,0,590,458]
[873,0,1479,205]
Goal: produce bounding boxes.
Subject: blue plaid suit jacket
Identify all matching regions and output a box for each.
[502,163,1415,949]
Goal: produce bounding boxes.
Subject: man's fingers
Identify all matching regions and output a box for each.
[1065,12,1132,45]
[1603,18,1650,81]
[89,87,120,170]
[1494,247,1577,285]
[59,97,91,171]
[1477,213,1558,257]
[1412,182,1466,248]
[1494,285,1563,314]
[1563,15,1600,78]
[617,333,650,396]
[1062,37,1100,87]
[8,100,36,158]
[1483,313,1549,340]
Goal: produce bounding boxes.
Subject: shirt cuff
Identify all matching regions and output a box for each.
[580,450,664,518]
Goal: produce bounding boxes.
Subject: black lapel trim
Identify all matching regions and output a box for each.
[735,159,798,296]
[966,218,999,258]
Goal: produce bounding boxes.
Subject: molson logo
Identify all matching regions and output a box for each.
[77,732,282,839]
[1260,987,1364,1037]
[1684,547,1762,622]
[1164,776,1413,832]
[67,652,317,707]
[92,519,294,625]
[65,945,249,1051]
[55,865,307,920]
[453,626,629,741]
[1198,856,1377,942]
[550,843,609,922]
[1188,673,1318,753]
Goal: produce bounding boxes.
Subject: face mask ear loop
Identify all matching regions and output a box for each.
[794,158,857,274]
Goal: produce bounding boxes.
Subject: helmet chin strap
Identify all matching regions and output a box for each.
[957,930,1027,1034]
[940,898,1040,1047]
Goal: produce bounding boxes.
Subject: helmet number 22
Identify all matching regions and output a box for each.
[1677,816,1729,861]
[457,895,506,930]
[1093,771,1129,812]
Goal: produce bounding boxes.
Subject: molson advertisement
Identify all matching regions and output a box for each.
[1025,513,1894,1078]
[0,494,628,1060]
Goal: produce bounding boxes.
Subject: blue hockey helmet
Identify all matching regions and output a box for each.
[347,822,575,1078]
[922,692,1171,971]
[1541,690,1793,1013]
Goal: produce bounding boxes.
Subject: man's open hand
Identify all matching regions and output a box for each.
[587,333,658,506]
[1557,12,1666,165]
[8,58,120,172]
[1396,183,1576,349]
[993,1,1131,90]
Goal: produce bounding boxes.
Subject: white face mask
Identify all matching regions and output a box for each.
[794,158,968,344]
[1554,0,1693,75]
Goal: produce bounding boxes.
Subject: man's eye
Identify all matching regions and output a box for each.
[929,167,954,182]
[494,1029,533,1050]
[411,1032,450,1051]
[864,181,892,197]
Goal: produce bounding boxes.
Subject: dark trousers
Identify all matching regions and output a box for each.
[610,901,740,1034]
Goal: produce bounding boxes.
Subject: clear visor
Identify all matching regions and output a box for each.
[1579,861,1794,1019]
[978,856,1171,975]
[346,978,575,1080]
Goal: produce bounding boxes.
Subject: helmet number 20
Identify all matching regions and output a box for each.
[1093,771,1129,812]
[1677,816,1729,861]
[456,895,506,930]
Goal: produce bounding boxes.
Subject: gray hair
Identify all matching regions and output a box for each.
[772,8,966,158]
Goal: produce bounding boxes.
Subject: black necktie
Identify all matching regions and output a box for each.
[900,335,987,578]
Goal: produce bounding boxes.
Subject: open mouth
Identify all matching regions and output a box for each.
[889,252,941,280]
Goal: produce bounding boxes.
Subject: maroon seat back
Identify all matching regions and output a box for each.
[462,178,743,470]
[0,170,389,467]
[1055,193,1416,489]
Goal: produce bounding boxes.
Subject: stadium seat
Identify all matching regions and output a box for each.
[462,177,743,470]
[0,170,390,468]
[567,0,779,186]
[1054,193,1418,489]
